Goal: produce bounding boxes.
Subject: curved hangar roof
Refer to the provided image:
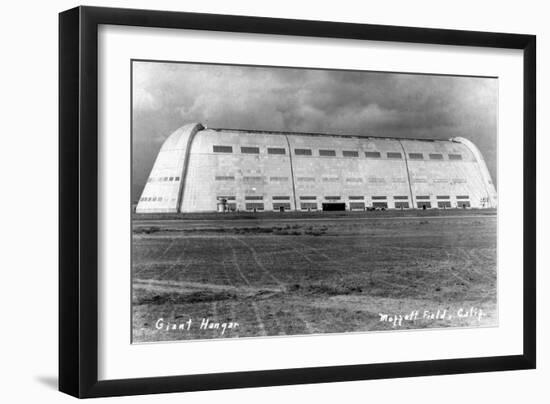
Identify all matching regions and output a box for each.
[136,123,497,213]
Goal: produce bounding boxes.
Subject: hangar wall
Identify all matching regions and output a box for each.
[136,123,497,213]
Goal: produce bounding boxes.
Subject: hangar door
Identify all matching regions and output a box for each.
[322,203,346,211]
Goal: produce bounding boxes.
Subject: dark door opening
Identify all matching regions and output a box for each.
[322,203,346,211]
[279,206,285,212]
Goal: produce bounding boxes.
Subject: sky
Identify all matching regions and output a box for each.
[132,61,498,202]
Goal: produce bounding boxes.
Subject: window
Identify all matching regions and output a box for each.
[174,177,180,181]
[348,196,364,200]
[349,202,365,210]
[245,203,264,211]
[319,149,336,157]
[343,150,359,157]
[429,153,443,160]
[295,148,312,156]
[324,196,341,200]
[272,196,290,200]
[448,153,463,160]
[365,151,381,158]
[300,196,316,200]
[245,196,263,200]
[345,178,362,183]
[215,175,235,181]
[436,195,450,200]
[459,201,471,208]
[322,177,339,182]
[437,201,452,208]
[300,202,318,210]
[416,195,430,200]
[387,152,402,159]
[269,176,288,181]
[297,177,315,182]
[372,202,388,208]
[169,177,174,181]
[393,196,409,200]
[372,196,387,200]
[408,153,423,160]
[267,147,286,155]
[394,202,410,209]
[243,176,263,182]
[213,145,232,153]
[273,202,291,211]
[417,201,432,208]
[241,146,260,154]
[217,196,236,201]
[456,195,470,200]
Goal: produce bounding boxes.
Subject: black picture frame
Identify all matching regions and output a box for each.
[59,5,536,398]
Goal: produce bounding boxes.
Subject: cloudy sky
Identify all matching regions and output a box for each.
[132,61,497,201]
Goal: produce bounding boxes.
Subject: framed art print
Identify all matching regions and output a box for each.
[59,6,536,398]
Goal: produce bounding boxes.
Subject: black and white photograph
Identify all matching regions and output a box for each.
[131,60,498,343]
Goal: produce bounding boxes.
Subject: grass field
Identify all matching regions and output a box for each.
[132,210,497,343]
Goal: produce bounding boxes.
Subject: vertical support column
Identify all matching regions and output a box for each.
[284,134,298,211]
[397,140,415,207]
[176,123,204,213]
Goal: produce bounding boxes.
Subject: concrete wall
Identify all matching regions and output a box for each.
[135,123,203,213]
[136,123,497,213]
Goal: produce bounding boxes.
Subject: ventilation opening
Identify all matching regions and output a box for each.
[322,203,346,211]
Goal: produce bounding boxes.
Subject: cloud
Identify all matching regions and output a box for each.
[133,88,161,112]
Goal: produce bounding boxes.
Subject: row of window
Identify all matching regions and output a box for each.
[212,145,463,161]
[218,200,472,211]
[147,176,180,183]
[213,175,468,183]
[140,194,470,204]
[216,195,470,202]
[140,196,168,202]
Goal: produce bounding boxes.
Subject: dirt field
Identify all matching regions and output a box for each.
[132,210,497,343]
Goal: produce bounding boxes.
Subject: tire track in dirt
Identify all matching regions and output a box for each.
[159,239,176,258]
[226,238,253,287]
[230,236,286,289]
[443,251,471,286]
[251,303,267,336]
[133,278,282,294]
[157,238,189,280]
[295,310,316,334]
[221,241,268,336]
[293,241,332,262]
